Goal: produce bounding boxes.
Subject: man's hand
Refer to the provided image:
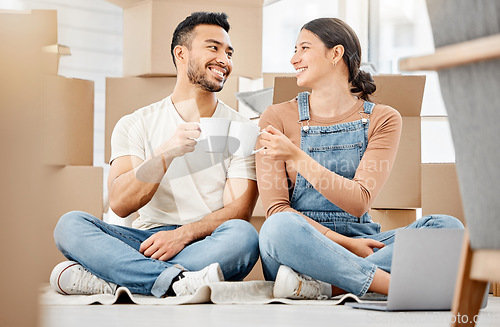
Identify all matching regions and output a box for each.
[156,122,201,159]
[345,238,385,258]
[139,229,190,261]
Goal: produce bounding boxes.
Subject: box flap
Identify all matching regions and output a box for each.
[273,75,426,117]
[263,72,296,89]
[43,44,71,56]
[371,75,426,117]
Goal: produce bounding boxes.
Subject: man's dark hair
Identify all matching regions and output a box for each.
[171,12,230,68]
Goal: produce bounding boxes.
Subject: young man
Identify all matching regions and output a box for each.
[50,12,260,298]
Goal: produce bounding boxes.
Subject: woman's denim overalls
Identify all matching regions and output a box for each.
[290,92,380,237]
[259,92,464,296]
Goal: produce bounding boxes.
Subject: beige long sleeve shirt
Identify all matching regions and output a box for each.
[256,97,402,232]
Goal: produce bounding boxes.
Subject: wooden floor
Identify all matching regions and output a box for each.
[41,296,500,327]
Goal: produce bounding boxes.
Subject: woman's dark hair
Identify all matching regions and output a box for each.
[171,12,230,68]
[302,18,376,101]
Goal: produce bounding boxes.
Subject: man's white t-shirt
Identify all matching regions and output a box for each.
[110,96,256,230]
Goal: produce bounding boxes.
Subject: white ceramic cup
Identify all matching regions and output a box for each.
[227,121,264,157]
[197,117,231,153]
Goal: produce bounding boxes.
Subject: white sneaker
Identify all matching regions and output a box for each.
[50,261,117,295]
[273,265,332,300]
[172,263,224,297]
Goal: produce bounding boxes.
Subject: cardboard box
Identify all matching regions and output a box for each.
[252,196,266,217]
[272,75,426,208]
[373,116,421,208]
[272,76,308,104]
[105,77,177,163]
[41,166,104,279]
[369,209,418,232]
[43,75,94,166]
[244,215,265,281]
[421,163,465,225]
[44,165,104,221]
[107,0,263,78]
[218,75,240,109]
[0,11,57,327]
[263,72,296,89]
[105,76,241,163]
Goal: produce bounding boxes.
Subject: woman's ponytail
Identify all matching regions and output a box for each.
[350,70,376,101]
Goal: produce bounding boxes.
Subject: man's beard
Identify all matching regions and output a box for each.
[187,58,225,92]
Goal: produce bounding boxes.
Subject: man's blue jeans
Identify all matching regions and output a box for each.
[54,211,259,297]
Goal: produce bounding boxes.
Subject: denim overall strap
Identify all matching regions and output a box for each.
[290,98,379,237]
[297,92,311,121]
[363,101,375,114]
[361,101,375,149]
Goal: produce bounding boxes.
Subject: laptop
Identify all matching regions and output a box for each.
[347,229,488,311]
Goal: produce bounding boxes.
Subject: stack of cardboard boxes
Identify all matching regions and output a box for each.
[34,13,105,281]
[39,13,105,280]
[1,10,56,327]
[104,0,265,163]
[3,10,103,280]
[0,10,103,325]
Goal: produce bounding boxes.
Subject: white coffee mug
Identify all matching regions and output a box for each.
[197,118,231,153]
[227,121,264,157]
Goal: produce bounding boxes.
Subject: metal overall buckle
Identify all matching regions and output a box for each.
[359,111,369,124]
[298,119,310,132]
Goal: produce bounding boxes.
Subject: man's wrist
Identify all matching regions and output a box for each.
[177,225,196,244]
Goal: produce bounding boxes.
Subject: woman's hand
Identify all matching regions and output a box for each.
[259,125,300,161]
[344,238,385,258]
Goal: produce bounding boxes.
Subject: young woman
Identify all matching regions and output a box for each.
[256,17,463,299]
